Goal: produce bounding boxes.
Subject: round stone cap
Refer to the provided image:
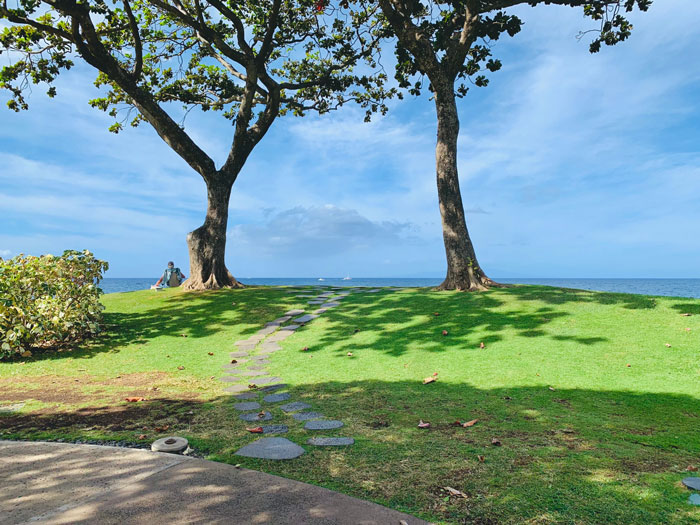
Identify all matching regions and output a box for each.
[151,436,189,453]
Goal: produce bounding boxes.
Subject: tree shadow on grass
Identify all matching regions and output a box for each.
[309,287,611,357]
[2,380,700,524]
[8,286,302,363]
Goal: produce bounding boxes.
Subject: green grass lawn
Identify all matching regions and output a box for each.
[2,285,700,524]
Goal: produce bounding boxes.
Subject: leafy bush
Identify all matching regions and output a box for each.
[0,250,109,358]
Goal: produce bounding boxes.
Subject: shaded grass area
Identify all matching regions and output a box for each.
[2,285,700,523]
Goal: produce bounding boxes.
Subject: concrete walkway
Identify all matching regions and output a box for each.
[0,441,427,524]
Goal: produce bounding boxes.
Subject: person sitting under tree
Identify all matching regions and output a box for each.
[153,261,187,288]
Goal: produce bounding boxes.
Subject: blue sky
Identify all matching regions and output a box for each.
[1,1,700,279]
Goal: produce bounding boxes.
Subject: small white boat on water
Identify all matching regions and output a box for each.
[342,275,352,281]
[318,278,325,281]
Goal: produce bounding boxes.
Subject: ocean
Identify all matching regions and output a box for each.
[99,277,700,299]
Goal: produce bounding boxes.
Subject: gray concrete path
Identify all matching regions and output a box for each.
[0,440,427,525]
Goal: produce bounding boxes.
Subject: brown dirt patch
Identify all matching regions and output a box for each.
[0,399,205,433]
[0,372,195,406]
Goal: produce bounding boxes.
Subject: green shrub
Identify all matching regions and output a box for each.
[0,250,109,359]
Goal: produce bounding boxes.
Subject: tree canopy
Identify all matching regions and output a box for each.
[1,0,395,288]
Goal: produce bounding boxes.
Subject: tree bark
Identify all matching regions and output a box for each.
[433,87,498,291]
[182,176,243,290]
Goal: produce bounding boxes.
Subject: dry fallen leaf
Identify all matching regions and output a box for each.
[231,359,238,364]
[154,425,170,432]
[480,342,485,349]
[491,438,502,446]
[433,312,440,316]
[477,455,485,462]
[257,411,266,418]
[180,334,188,338]
[626,364,631,368]
[549,386,556,391]
[347,352,353,357]
[463,419,478,427]
[687,465,698,472]
[681,313,692,317]
[125,397,145,402]
[137,434,148,440]
[444,486,468,499]
[248,383,257,389]
[418,419,431,429]
[442,330,448,336]
[302,346,309,352]
[433,372,439,376]
[20,350,32,358]
[423,376,436,384]
[246,427,264,433]
[177,365,185,370]
[208,352,214,356]
[665,343,672,348]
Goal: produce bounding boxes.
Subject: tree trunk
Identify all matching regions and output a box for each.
[182,177,243,290]
[433,87,498,291]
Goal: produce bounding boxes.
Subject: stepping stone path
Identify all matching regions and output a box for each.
[264,393,291,403]
[292,411,325,421]
[304,420,344,430]
[239,411,273,422]
[218,287,375,460]
[280,401,312,413]
[307,437,355,446]
[235,437,305,460]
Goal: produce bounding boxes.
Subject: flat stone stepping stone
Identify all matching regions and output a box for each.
[267,332,292,342]
[280,401,312,412]
[251,354,271,361]
[234,392,258,400]
[296,295,317,298]
[321,302,340,307]
[689,494,700,506]
[308,300,324,304]
[239,410,273,422]
[294,314,319,324]
[280,324,300,331]
[230,351,250,358]
[151,436,189,453]
[367,289,382,292]
[266,316,292,326]
[234,401,261,411]
[292,411,324,421]
[223,384,250,393]
[219,376,241,383]
[260,342,282,352]
[240,370,267,377]
[235,437,305,460]
[248,364,266,371]
[260,383,288,392]
[254,376,283,384]
[264,392,291,403]
[257,326,278,336]
[284,309,304,316]
[314,308,328,314]
[304,420,344,430]
[261,424,289,434]
[307,437,354,446]
[683,477,700,490]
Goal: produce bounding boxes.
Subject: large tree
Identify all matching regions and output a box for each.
[0,0,391,289]
[376,0,651,290]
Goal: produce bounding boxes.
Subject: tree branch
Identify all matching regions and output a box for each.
[257,0,281,63]
[122,0,143,79]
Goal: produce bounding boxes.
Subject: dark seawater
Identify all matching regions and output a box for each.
[99,277,700,299]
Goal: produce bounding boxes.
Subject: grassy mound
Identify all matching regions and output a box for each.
[2,285,700,524]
